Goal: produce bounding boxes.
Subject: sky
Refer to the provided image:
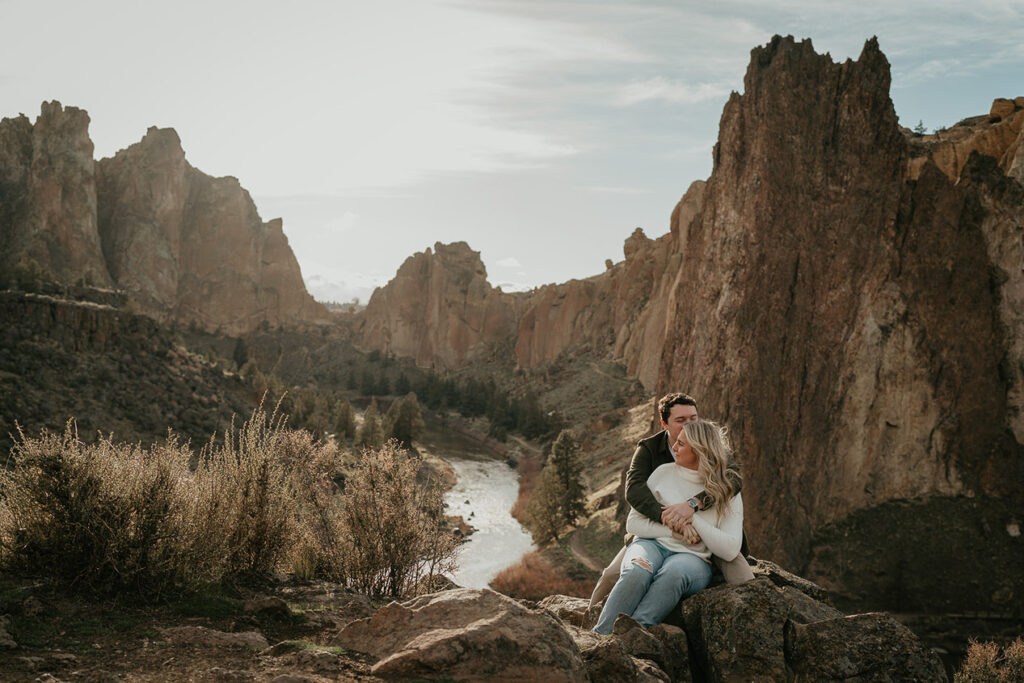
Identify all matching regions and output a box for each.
[3,0,1022,302]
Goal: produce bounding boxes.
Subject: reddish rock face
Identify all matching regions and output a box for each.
[0,102,111,286]
[358,37,1023,613]
[0,104,325,334]
[97,128,327,334]
[358,242,519,369]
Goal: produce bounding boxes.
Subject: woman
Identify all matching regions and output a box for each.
[593,419,743,634]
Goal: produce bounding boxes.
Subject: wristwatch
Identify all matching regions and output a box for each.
[687,498,699,510]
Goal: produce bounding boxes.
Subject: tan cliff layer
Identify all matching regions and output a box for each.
[0,104,326,335]
[356,37,1024,612]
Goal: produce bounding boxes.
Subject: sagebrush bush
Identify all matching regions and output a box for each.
[955,637,1024,682]
[1,411,461,601]
[0,422,193,596]
[339,440,457,597]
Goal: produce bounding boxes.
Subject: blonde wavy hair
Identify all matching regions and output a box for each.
[682,419,740,521]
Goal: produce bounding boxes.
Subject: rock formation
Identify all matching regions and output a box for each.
[0,103,326,334]
[330,580,944,682]
[356,37,1024,616]
[358,242,519,369]
[96,127,326,333]
[0,102,111,287]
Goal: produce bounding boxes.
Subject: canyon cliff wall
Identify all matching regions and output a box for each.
[0,104,326,335]
[358,37,1024,613]
[359,242,520,368]
[0,102,111,287]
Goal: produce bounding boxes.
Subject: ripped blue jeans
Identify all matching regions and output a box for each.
[593,538,711,635]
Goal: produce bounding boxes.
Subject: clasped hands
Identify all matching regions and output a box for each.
[662,501,701,545]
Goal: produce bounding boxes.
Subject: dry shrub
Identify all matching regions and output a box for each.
[190,408,299,579]
[955,637,1024,683]
[338,441,457,598]
[0,422,193,596]
[489,550,594,601]
[0,411,461,601]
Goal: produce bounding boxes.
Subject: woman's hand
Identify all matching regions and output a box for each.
[671,522,701,545]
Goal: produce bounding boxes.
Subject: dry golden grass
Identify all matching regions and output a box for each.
[489,550,594,601]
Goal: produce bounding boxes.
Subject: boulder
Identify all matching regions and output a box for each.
[678,577,791,681]
[537,594,590,625]
[333,588,586,681]
[243,595,293,622]
[785,612,946,681]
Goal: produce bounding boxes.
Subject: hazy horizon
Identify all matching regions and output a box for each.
[4,0,1021,303]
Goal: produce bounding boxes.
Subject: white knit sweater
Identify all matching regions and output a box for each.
[625,462,743,561]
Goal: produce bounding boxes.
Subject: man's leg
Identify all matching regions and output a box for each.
[588,544,627,611]
[592,539,664,635]
[630,552,712,628]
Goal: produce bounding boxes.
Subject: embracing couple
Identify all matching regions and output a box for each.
[590,392,753,635]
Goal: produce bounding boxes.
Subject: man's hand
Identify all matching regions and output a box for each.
[661,501,695,531]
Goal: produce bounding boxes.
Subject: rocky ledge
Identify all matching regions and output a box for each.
[331,564,945,681]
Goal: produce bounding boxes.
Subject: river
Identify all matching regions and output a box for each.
[443,454,536,588]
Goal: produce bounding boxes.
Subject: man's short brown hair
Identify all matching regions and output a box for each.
[658,392,698,422]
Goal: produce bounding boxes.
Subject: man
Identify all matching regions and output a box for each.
[587,392,752,611]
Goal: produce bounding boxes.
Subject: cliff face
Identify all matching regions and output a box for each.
[96,126,327,335]
[0,102,111,286]
[358,242,518,369]
[1,104,326,335]
[358,37,1023,612]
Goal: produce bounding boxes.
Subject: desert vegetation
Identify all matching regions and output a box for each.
[0,407,457,602]
[955,637,1024,682]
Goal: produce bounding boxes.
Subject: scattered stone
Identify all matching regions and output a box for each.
[538,594,590,625]
[160,626,268,650]
[334,588,586,681]
[785,612,947,681]
[0,614,17,649]
[270,675,317,683]
[243,595,293,622]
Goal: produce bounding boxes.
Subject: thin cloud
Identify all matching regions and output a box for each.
[615,77,731,106]
[495,256,522,268]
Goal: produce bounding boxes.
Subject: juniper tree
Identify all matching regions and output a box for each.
[547,430,586,527]
[333,397,356,441]
[385,392,425,447]
[358,399,386,449]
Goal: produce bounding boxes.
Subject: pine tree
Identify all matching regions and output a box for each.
[547,430,586,527]
[358,399,386,449]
